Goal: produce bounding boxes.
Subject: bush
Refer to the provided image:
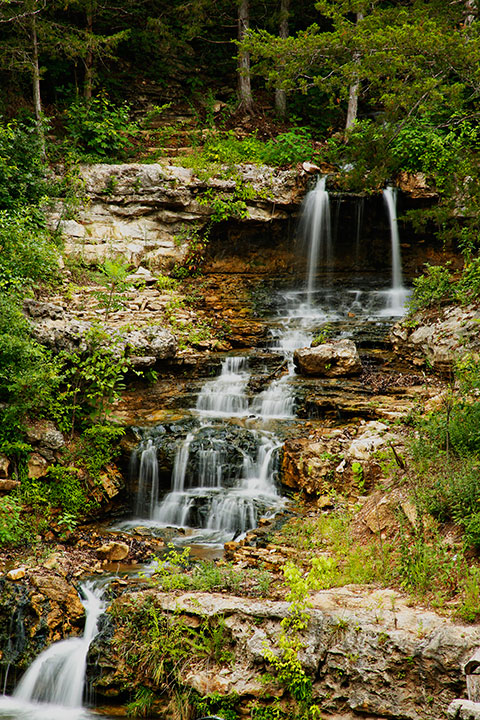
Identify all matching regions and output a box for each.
[408,264,453,312]
[456,257,480,304]
[0,117,48,210]
[261,128,314,166]
[63,94,139,160]
[202,131,264,164]
[0,293,58,443]
[0,496,29,546]
[0,211,59,290]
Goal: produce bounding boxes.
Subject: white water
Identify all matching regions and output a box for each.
[0,584,105,720]
[300,176,332,307]
[383,186,408,315]
[130,177,411,544]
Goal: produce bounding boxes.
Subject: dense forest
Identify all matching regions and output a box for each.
[1,3,480,717]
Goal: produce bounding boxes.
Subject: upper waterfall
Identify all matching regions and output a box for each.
[299,175,332,307]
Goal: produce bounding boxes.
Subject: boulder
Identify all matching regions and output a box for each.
[448,700,480,719]
[391,305,480,372]
[27,453,49,480]
[0,454,10,478]
[294,340,362,376]
[96,541,130,562]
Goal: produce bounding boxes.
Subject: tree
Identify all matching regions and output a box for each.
[238,0,253,113]
[274,0,290,118]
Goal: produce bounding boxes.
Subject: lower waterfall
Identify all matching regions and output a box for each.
[0,583,104,720]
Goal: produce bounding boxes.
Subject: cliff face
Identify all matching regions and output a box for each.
[49,163,304,271]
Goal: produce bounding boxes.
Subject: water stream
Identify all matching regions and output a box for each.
[2,176,413,718]
[0,583,106,720]
[128,176,409,547]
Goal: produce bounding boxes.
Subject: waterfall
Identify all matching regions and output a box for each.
[383,186,406,314]
[0,583,104,718]
[299,176,332,307]
[131,356,285,541]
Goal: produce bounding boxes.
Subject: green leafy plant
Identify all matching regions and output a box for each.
[408,264,453,312]
[0,496,29,546]
[63,94,140,160]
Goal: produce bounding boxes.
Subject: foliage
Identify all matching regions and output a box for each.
[112,594,233,706]
[95,259,130,319]
[408,258,480,313]
[63,95,140,161]
[52,325,132,433]
[172,225,210,279]
[0,117,50,210]
[262,128,314,167]
[202,131,265,164]
[263,558,332,718]
[0,496,29,546]
[408,264,453,313]
[150,544,272,597]
[0,293,59,445]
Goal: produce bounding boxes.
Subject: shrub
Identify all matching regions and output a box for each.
[261,128,314,166]
[0,496,29,546]
[456,257,480,304]
[408,264,453,312]
[0,117,48,210]
[63,94,139,160]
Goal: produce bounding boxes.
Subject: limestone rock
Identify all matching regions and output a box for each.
[397,171,437,199]
[97,541,129,562]
[0,454,10,478]
[31,575,85,621]
[294,340,362,377]
[49,163,302,272]
[27,453,49,479]
[24,301,177,364]
[7,568,26,581]
[391,305,480,372]
[347,421,394,461]
[448,700,480,719]
[91,587,480,720]
[0,479,20,492]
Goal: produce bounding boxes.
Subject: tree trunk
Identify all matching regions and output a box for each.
[237,0,253,113]
[274,0,289,119]
[31,12,45,156]
[84,3,94,100]
[345,12,363,131]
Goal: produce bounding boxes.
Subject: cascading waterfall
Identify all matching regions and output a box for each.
[300,175,332,307]
[132,355,288,542]
[383,186,407,315]
[0,583,104,719]
[129,178,413,544]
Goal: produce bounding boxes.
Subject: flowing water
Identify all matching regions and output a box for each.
[128,177,410,547]
[2,177,414,718]
[0,584,107,720]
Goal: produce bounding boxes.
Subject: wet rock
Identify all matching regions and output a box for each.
[391,304,480,372]
[294,340,362,377]
[30,575,85,622]
[97,541,130,562]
